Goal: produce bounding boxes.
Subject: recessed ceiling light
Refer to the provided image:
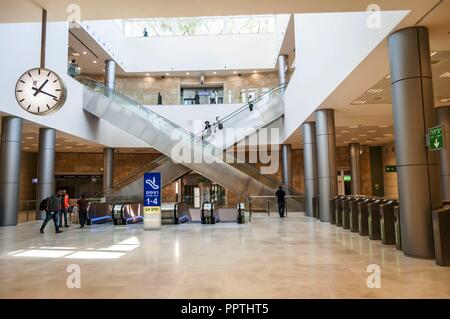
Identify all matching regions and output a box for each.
[374,137,382,140]
[186,72,190,75]
[341,131,350,134]
[213,71,217,74]
[25,136,34,140]
[72,52,80,57]
[441,98,450,103]
[367,88,383,94]
[352,100,367,105]
[365,141,372,143]
[384,133,393,137]
[385,74,391,79]
[368,130,377,133]
[83,51,87,55]
[440,72,450,78]
[358,134,367,137]
[349,125,359,129]
[65,146,73,149]
[23,147,30,150]
[430,51,438,57]
[102,69,105,72]
[233,71,237,74]
[379,125,389,128]
[253,70,257,73]
[93,60,97,64]
[146,73,150,76]
[166,73,170,76]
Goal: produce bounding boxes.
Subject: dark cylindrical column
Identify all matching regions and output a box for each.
[103,148,114,193]
[105,60,116,90]
[302,122,318,217]
[281,144,292,191]
[436,106,450,202]
[315,109,337,222]
[36,128,55,219]
[0,117,23,226]
[349,143,362,195]
[388,26,440,259]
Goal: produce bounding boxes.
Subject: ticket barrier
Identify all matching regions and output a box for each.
[368,199,388,240]
[394,205,402,250]
[350,197,366,233]
[380,200,399,245]
[201,202,218,225]
[335,196,345,227]
[358,198,377,236]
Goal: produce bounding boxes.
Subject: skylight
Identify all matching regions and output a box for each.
[115,15,276,37]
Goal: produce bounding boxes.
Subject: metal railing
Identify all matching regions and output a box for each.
[248,195,304,221]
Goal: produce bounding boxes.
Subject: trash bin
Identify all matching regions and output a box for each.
[368,199,386,240]
[342,197,353,230]
[432,206,450,267]
[335,196,344,227]
[394,205,402,250]
[350,197,365,233]
[380,200,398,245]
[358,198,375,236]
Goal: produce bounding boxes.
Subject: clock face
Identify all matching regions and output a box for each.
[15,67,66,115]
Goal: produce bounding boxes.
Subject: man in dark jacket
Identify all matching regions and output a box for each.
[275,186,286,218]
[77,195,90,228]
[40,190,63,233]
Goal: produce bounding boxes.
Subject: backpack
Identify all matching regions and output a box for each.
[39,197,49,211]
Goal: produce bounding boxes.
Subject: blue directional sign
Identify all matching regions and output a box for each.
[143,172,161,207]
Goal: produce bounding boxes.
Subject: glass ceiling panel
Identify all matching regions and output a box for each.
[115,15,276,37]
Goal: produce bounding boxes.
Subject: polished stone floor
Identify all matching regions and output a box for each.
[0,214,449,299]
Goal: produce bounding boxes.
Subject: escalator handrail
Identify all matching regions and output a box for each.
[193,83,287,139]
[78,76,301,197]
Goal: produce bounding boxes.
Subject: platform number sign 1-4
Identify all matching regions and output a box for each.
[143,172,161,230]
[428,126,444,151]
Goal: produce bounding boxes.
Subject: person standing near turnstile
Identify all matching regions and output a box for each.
[276,186,286,218]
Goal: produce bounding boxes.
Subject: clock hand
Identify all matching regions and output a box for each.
[33,79,49,97]
[31,87,58,99]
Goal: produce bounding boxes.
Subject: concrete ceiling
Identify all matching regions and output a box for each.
[0,113,159,154]
[0,0,442,22]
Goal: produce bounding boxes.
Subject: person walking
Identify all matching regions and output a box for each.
[40,190,63,233]
[157,92,163,105]
[143,27,148,37]
[275,186,286,218]
[59,189,70,228]
[77,195,90,228]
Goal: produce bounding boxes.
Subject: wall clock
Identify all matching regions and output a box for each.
[15,67,66,115]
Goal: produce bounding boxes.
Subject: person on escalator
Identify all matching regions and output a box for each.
[77,195,89,228]
[275,186,286,218]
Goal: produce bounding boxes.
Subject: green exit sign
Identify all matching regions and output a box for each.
[428,126,444,151]
[385,166,397,173]
[343,175,352,182]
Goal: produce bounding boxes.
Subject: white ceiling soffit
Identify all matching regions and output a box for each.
[282,10,410,142]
